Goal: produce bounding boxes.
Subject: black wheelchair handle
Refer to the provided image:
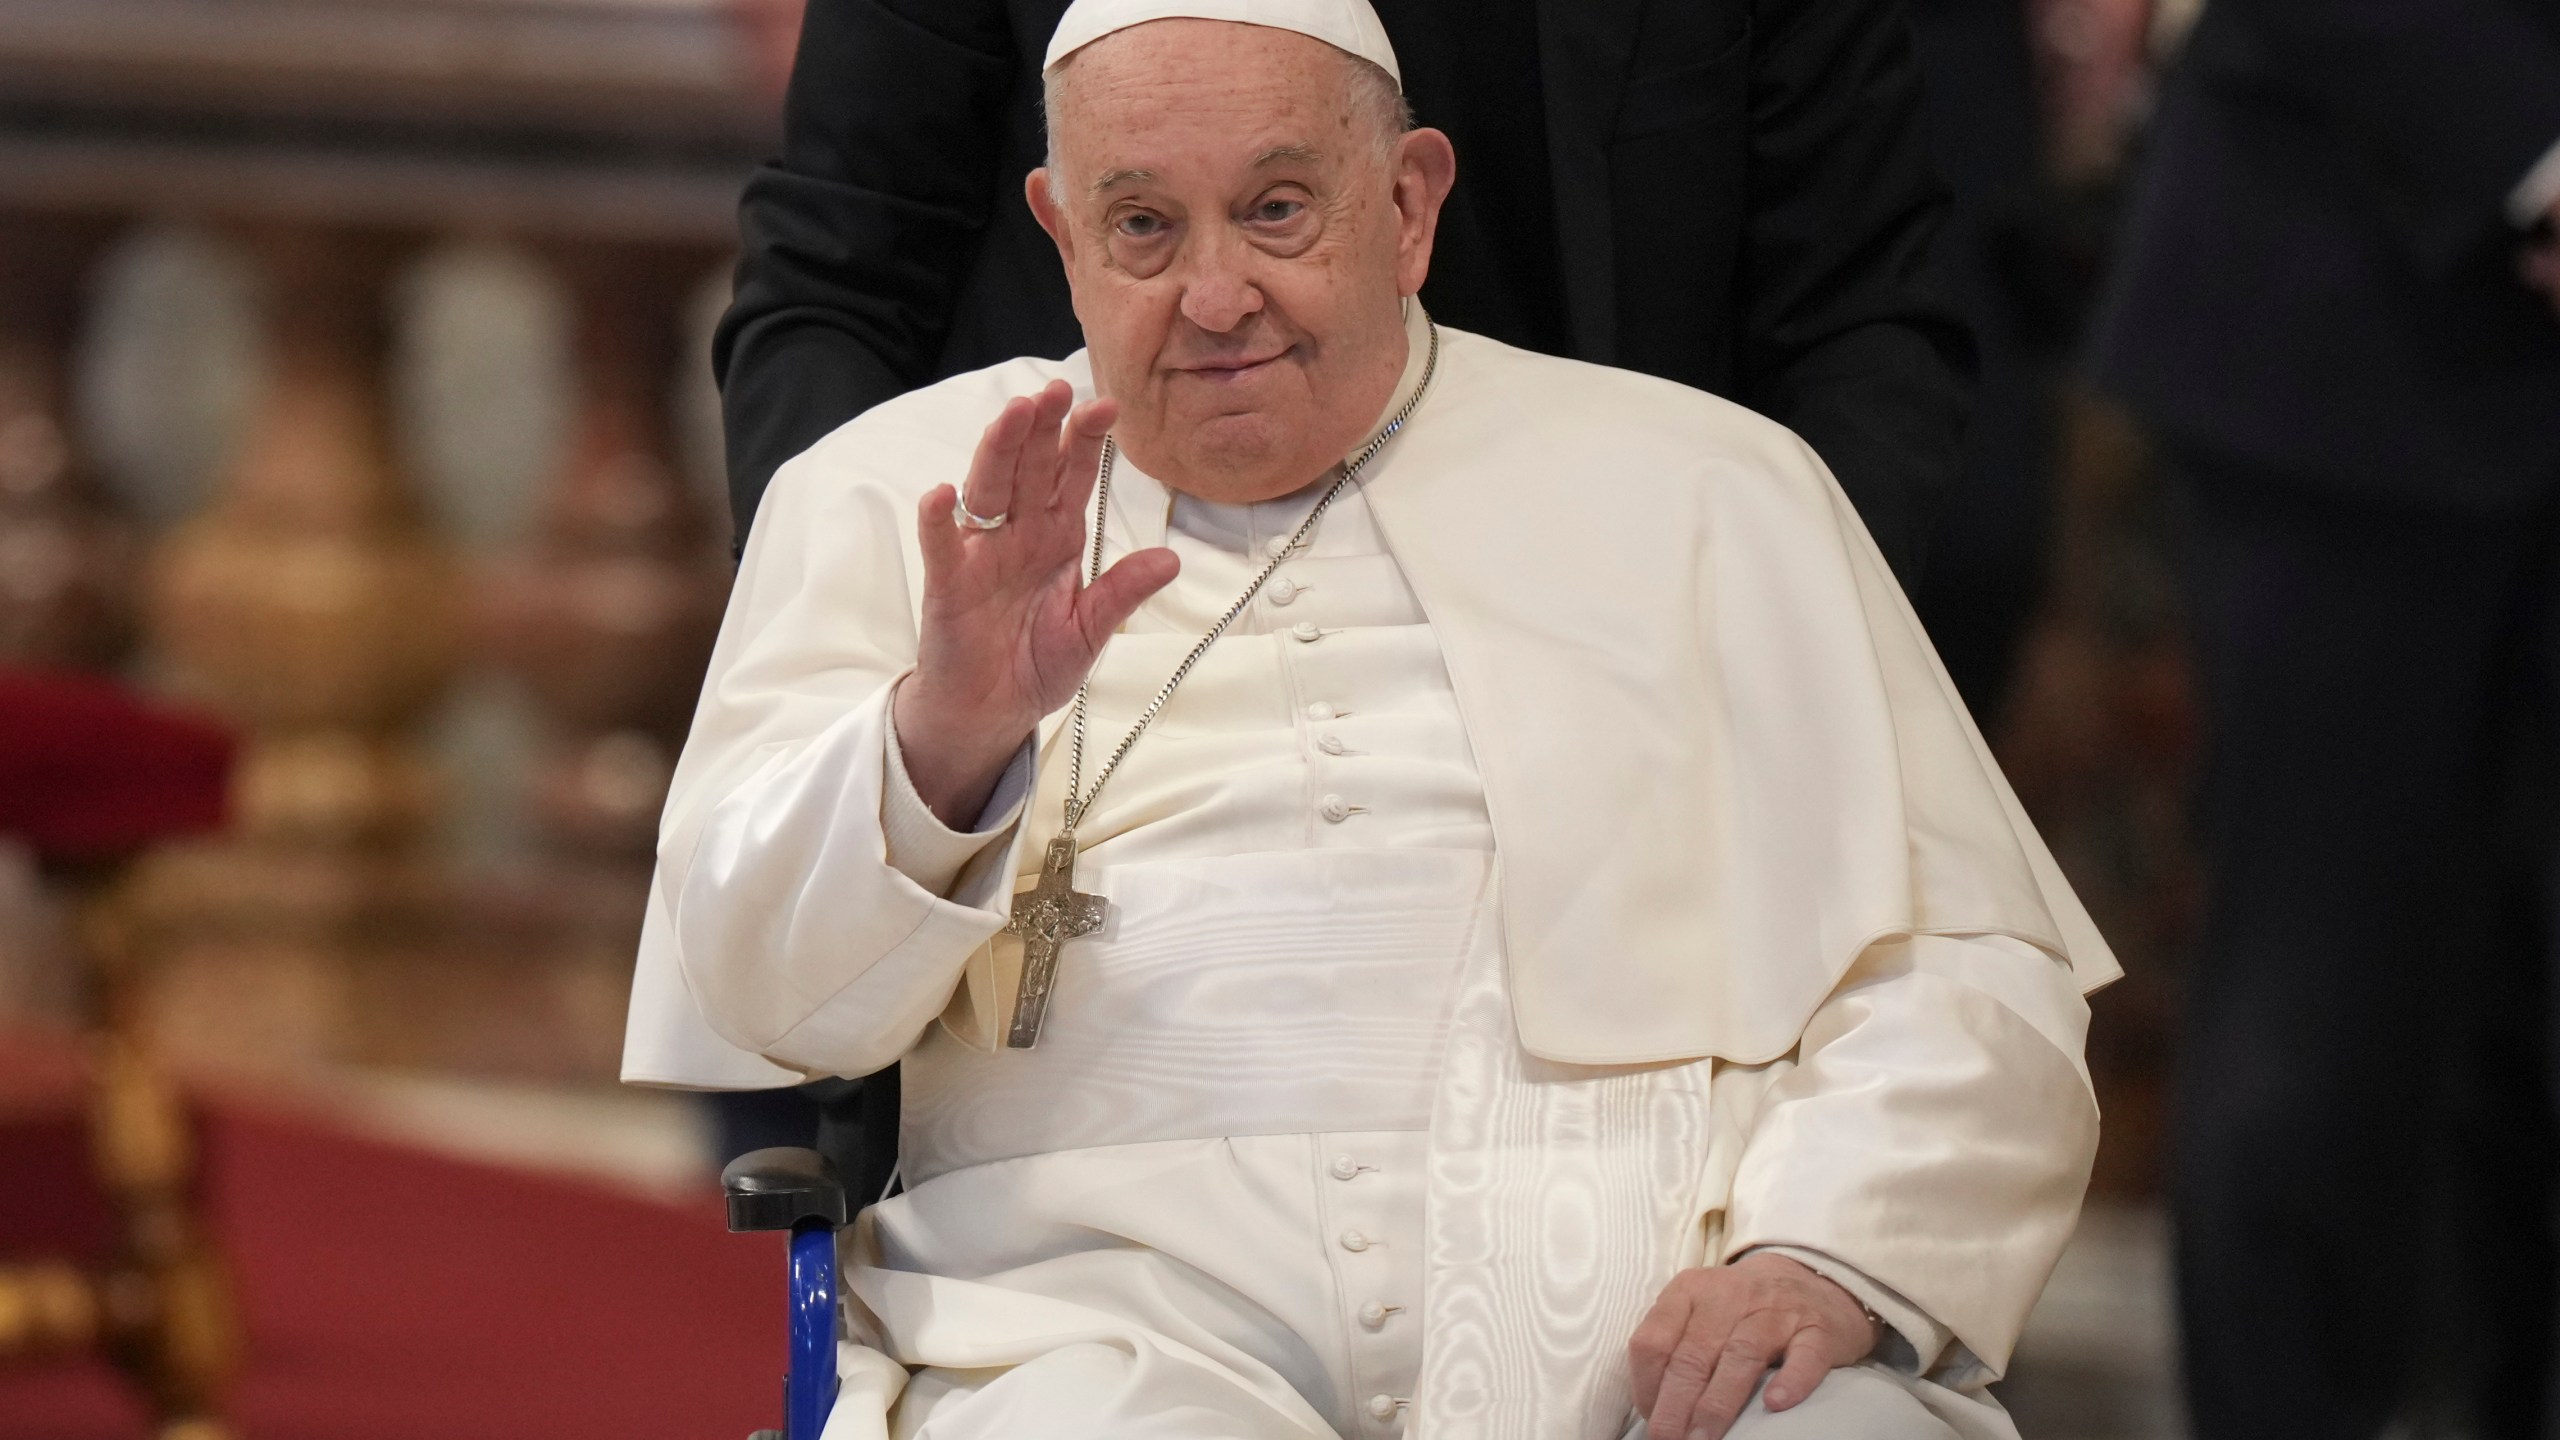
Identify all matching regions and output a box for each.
[722,1146,850,1233]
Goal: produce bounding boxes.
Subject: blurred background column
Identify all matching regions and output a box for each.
[155,223,458,850]
[138,221,461,1074]
[492,238,728,870]
[0,211,134,671]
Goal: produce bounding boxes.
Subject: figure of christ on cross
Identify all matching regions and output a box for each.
[1002,836,1108,1047]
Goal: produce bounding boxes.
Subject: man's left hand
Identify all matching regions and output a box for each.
[1629,1252,1880,1440]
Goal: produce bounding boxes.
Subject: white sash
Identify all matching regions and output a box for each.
[901,847,1487,1184]
[1417,866,1717,1439]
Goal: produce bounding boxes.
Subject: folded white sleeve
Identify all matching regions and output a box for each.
[1719,932,2098,1386]
[880,699,1033,898]
[644,429,1043,1083]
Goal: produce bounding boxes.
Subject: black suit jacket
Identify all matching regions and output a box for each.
[2093,0,2560,510]
[712,0,1970,578]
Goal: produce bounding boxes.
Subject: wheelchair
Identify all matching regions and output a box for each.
[723,1146,851,1440]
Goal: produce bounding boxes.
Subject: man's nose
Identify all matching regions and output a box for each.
[1175,230,1267,334]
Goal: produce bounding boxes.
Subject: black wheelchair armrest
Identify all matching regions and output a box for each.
[721,1146,849,1233]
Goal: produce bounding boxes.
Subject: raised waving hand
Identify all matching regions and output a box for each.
[893,380,1180,827]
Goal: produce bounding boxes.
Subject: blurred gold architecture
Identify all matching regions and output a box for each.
[0,0,766,1088]
[0,4,781,1427]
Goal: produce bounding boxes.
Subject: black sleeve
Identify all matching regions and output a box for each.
[1733,0,1974,585]
[712,0,1019,550]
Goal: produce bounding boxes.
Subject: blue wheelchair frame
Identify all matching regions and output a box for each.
[724,1147,850,1440]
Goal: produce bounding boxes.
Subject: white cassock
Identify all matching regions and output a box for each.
[624,303,2120,1440]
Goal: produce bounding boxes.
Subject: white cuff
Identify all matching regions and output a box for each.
[1739,1244,1954,1377]
[880,707,1032,898]
[2509,134,2560,228]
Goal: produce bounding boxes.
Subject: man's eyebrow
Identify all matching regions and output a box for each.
[1253,144,1324,168]
[1089,167,1155,196]
[1084,146,1319,197]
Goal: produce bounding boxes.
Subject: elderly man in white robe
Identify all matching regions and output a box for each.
[624,2,2117,1436]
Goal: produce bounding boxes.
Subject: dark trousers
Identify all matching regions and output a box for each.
[2173,457,2560,1439]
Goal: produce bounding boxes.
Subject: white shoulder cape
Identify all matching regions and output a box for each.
[623,328,2116,1087]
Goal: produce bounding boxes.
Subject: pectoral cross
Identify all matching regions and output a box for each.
[1002,836,1107,1048]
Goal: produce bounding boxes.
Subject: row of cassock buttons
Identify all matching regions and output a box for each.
[1271,537,1403,1423]
[1282,548,1347,806]
[1303,701,1364,824]
[1331,1151,1410,1430]
[1266,518,1305,607]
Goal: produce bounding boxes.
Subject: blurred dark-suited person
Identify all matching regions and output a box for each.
[2094,2,2560,1435]
[710,0,1975,1206]
[1905,0,2067,720]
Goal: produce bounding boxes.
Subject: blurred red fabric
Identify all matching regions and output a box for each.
[0,668,233,864]
[0,1035,784,1440]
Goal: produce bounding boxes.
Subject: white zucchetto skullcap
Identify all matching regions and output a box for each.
[1042,0,1402,89]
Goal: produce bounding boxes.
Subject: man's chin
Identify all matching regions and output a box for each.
[1142,417,1321,502]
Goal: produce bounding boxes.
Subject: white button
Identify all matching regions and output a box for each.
[1291,620,1323,643]
[1319,795,1352,824]
[1358,1301,1391,1328]
[1339,1229,1372,1253]
[1330,1154,1361,1180]
[1306,701,1337,721]
[1268,578,1299,605]
[1266,534,1295,559]
[1318,733,1346,756]
[1366,1395,1399,1420]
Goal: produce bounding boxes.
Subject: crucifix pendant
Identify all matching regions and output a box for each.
[1002,835,1107,1048]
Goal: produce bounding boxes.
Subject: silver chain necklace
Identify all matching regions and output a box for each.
[999,318,1440,1048]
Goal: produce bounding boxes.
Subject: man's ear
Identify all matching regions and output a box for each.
[1028,168,1076,267]
[1391,128,1457,298]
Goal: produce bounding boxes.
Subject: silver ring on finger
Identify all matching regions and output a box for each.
[954,499,1009,531]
